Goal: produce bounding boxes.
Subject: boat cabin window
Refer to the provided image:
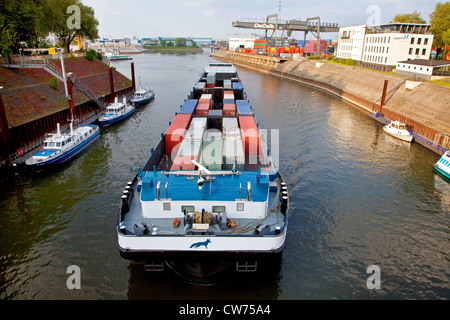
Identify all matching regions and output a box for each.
[163,203,171,211]
[212,206,225,213]
[182,205,195,213]
[236,203,244,211]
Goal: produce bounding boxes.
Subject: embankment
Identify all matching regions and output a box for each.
[213,50,450,150]
[0,57,133,161]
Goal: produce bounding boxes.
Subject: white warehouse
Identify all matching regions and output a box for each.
[336,23,434,72]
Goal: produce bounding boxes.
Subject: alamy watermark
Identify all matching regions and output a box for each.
[66,265,81,290]
[67,5,81,30]
[366,265,381,290]
[366,5,381,26]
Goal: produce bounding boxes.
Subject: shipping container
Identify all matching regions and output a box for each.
[223,103,236,116]
[165,113,192,154]
[185,117,207,140]
[236,100,253,116]
[224,79,232,89]
[233,82,243,90]
[223,127,241,140]
[170,155,197,171]
[196,102,210,116]
[207,110,223,130]
[200,130,222,171]
[200,94,212,100]
[194,82,206,89]
[222,117,239,129]
[179,99,198,114]
[239,116,260,156]
[207,72,216,85]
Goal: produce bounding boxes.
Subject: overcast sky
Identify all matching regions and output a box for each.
[82,0,440,40]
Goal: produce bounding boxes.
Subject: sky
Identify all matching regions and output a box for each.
[82,0,441,40]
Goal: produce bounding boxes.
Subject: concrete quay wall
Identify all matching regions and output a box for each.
[213,50,450,152]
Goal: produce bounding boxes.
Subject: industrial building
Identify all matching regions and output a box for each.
[336,23,434,72]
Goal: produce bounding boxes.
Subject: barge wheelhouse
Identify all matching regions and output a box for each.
[117,63,289,279]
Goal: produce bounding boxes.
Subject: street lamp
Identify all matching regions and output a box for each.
[57,48,69,100]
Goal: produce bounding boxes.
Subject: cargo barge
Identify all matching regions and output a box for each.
[117,63,289,280]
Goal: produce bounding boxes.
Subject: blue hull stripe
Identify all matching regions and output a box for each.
[99,108,136,126]
[131,95,154,106]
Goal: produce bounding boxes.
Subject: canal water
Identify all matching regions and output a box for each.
[1,49,449,300]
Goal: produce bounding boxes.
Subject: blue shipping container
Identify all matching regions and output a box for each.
[236,100,253,115]
[223,98,234,104]
[233,82,243,89]
[179,99,198,114]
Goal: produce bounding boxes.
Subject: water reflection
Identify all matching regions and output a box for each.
[127,258,283,300]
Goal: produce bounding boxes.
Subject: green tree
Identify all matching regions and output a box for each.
[191,40,197,48]
[391,10,427,24]
[45,0,99,53]
[429,2,450,58]
[175,38,186,47]
[0,0,50,54]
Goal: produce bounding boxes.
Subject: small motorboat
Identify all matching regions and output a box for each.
[25,121,100,169]
[99,97,135,127]
[130,86,155,106]
[383,121,413,142]
[434,150,450,181]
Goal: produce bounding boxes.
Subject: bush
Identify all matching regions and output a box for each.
[345,59,357,66]
[85,50,94,61]
[49,77,59,90]
[85,49,100,61]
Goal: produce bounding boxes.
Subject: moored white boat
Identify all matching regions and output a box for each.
[105,50,132,61]
[434,151,450,181]
[130,86,155,106]
[25,121,100,169]
[383,121,413,142]
[99,97,135,127]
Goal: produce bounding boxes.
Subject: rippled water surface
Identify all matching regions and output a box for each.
[1,50,449,299]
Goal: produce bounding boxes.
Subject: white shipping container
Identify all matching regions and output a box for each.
[200,94,212,100]
[185,117,207,140]
[177,139,202,158]
[222,117,239,129]
[223,128,241,140]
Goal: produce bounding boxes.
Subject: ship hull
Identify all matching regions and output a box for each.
[25,129,100,168]
[99,108,136,127]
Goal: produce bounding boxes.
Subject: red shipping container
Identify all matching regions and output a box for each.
[238,116,260,156]
[206,83,215,88]
[170,155,196,171]
[196,102,210,115]
[165,114,192,154]
[223,103,236,116]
